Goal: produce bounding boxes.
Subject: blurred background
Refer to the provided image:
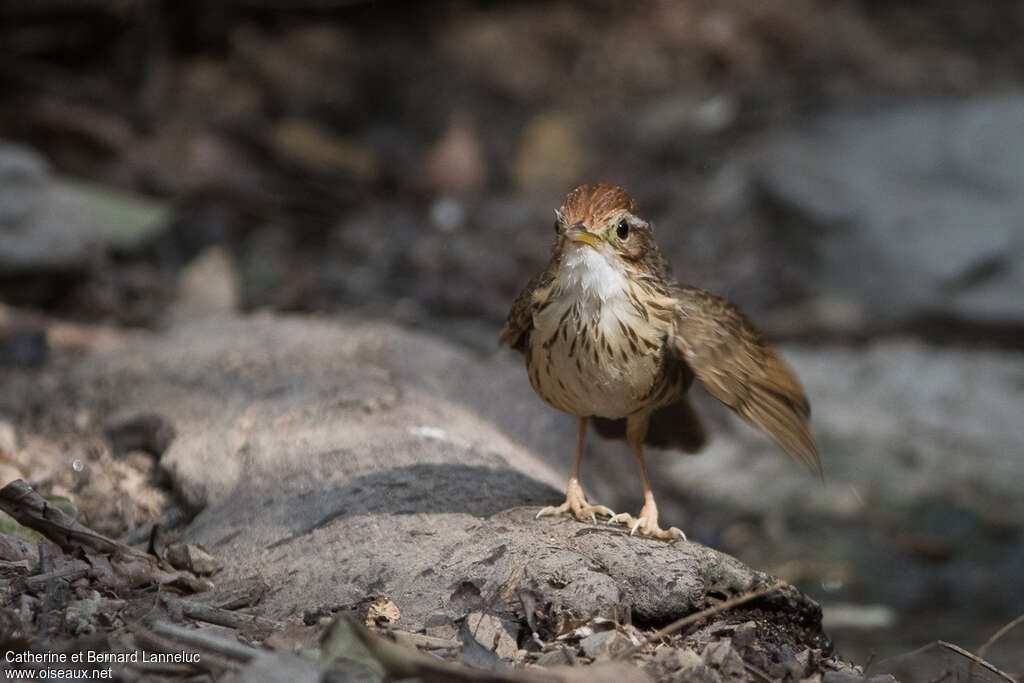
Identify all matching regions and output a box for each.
[1,0,1022,672]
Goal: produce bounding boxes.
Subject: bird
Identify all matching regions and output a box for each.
[500,183,821,539]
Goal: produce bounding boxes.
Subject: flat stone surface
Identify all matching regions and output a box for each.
[753,92,1024,326]
[57,314,819,633]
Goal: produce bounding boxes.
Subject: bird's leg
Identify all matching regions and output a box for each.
[609,413,685,540]
[537,417,615,523]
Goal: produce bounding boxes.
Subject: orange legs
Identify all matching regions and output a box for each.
[536,417,615,523]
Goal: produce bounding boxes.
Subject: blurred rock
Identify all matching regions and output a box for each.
[821,603,896,631]
[271,119,378,179]
[672,342,1024,525]
[514,113,586,192]
[465,612,518,660]
[424,116,487,195]
[702,639,745,677]
[637,92,739,152]
[536,647,576,667]
[49,315,823,643]
[580,629,619,659]
[754,93,1024,327]
[429,197,465,233]
[172,245,241,321]
[0,142,103,275]
[0,143,170,276]
[57,179,170,253]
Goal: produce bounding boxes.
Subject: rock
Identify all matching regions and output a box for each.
[423,618,458,641]
[753,93,1024,327]
[319,616,386,682]
[0,142,169,275]
[579,629,618,659]
[172,244,240,321]
[536,647,576,667]
[702,638,745,678]
[651,646,702,673]
[465,612,519,660]
[0,142,100,274]
[51,314,824,641]
[730,621,757,650]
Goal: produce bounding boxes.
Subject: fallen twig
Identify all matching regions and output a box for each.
[147,619,263,663]
[872,639,1016,682]
[132,623,238,673]
[330,615,561,683]
[24,563,89,590]
[977,612,1024,660]
[616,579,786,659]
[0,480,145,558]
[391,630,462,650]
[162,594,283,632]
[0,479,212,594]
[938,641,1016,683]
[188,576,269,610]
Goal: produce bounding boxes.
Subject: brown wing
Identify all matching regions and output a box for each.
[499,271,550,353]
[667,286,822,477]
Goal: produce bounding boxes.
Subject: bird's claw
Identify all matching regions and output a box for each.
[608,511,686,540]
[536,496,615,525]
[607,512,636,527]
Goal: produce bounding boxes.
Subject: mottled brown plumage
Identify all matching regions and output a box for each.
[501,183,821,539]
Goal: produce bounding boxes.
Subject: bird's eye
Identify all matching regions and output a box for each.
[616,220,629,240]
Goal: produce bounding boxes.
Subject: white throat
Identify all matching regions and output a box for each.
[558,245,630,306]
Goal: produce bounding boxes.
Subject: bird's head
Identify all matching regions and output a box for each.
[552,184,671,281]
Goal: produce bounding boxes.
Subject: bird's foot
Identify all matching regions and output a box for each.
[608,502,685,540]
[536,478,615,524]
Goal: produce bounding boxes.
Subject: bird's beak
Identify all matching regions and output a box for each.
[566,224,600,248]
